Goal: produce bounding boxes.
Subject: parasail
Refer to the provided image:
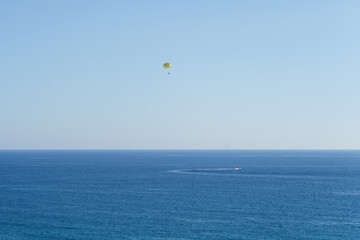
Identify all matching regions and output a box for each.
[163,62,171,74]
[163,63,171,69]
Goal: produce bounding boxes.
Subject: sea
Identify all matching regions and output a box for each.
[0,150,359,240]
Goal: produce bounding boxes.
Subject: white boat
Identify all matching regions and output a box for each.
[234,167,241,170]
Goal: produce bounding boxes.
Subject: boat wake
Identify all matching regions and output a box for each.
[170,167,242,175]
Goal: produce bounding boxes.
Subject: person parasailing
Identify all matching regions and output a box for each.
[163,62,171,74]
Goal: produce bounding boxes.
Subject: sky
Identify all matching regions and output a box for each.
[1,0,360,149]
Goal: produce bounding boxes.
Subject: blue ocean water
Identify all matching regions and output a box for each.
[0,150,359,240]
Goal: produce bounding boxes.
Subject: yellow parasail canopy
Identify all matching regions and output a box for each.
[163,63,171,69]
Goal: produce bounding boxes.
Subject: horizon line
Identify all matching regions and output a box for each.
[0,148,360,151]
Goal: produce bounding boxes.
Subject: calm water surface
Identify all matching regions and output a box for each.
[0,150,359,239]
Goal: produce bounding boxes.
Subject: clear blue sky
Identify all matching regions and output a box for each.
[1,0,359,149]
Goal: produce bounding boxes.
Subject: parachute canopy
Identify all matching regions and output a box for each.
[163,63,171,69]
